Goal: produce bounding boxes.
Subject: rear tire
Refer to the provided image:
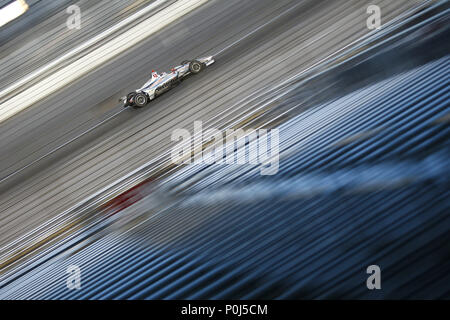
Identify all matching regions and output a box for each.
[189,60,203,74]
[134,92,148,108]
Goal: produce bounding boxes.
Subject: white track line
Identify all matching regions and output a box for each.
[0,1,434,256]
[0,0,210,123]
[0,0,169,99]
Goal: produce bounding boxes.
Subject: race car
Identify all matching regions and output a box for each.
[120,56,215,108]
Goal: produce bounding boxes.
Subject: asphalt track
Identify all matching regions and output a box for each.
[0,0,425,256]
[0,0,152,89]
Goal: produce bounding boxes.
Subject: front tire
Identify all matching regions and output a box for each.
[134,92,148,108]
[189,60,203,74]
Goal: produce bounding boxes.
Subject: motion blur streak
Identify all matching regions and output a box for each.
[0,0,168,99]
[0,0,449,299]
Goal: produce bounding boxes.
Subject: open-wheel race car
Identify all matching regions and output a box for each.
[120,56,215,108]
